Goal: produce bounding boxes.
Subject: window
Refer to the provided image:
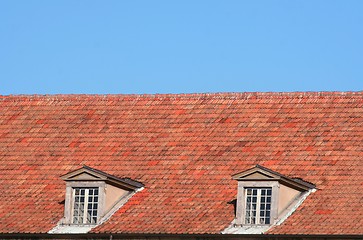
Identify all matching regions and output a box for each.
[72,187,99,224]
[244,187,272,225]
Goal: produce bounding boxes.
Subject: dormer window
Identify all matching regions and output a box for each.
[226,165,315,233]
[49,166,144,233]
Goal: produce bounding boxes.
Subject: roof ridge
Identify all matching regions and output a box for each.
[1,91,362,102]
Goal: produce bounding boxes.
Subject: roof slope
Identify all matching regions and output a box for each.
[0,92,362,235]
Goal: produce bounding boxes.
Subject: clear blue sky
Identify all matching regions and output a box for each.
[1,0,362,94]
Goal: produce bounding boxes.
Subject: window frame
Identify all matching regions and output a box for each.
[244,187,272,225]
[72,187,99,224]
[64,181,105,225]
[235,181,279,226]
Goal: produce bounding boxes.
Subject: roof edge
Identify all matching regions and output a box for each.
[1,91,363,102]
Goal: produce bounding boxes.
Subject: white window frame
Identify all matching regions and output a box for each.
[244,187,272,225]
[72,187,99,224]
[235,181,279,226]
[64,181,105,225]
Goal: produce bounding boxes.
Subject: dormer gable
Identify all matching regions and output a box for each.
[232,165,315,191]
[61,165,143,190]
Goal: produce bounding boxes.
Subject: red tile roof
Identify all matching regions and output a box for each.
[0,92,362,235]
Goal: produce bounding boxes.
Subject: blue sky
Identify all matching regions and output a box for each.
[1,0,362,94]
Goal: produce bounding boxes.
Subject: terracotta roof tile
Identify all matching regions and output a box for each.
[0,92,362,234]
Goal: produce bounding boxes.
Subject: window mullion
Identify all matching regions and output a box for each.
[83,189,90,224]
[256,189,261,224]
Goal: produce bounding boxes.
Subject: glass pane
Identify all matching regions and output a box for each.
[246,203,251,210]
[87,211,91,222]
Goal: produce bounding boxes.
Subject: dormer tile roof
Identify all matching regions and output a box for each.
[0,92,362,235]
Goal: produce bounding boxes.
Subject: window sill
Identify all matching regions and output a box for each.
[48,224,95,234]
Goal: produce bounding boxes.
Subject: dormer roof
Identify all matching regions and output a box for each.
[61,165,144,190]
[232,165,315,191]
